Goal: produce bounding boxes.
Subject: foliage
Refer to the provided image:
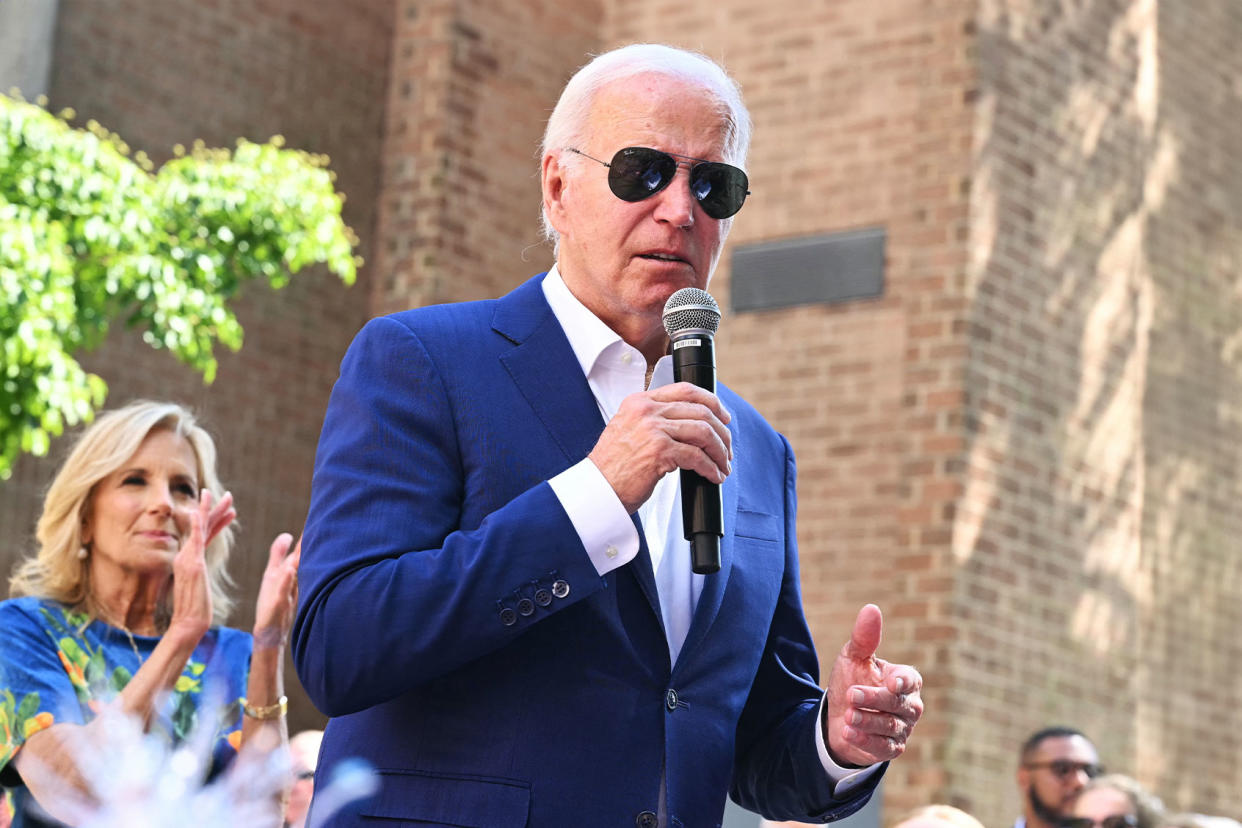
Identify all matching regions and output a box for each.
[0,94,359,477]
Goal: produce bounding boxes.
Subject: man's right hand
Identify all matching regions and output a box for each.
[588,381,732,514]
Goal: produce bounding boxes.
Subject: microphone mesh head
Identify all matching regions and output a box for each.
[662,288,721,336]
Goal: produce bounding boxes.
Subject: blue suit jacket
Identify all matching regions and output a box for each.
[293,274,883,827]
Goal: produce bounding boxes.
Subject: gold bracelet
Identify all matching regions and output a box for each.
[240,695,287,720]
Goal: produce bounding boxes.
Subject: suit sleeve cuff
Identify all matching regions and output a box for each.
[814,689,881,797]
[548,458,639,576]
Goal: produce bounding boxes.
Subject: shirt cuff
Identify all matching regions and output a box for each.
[548,458,639,576]
[814,689,881,796]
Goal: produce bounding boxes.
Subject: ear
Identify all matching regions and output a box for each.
[1017,766,1031,792]
[80,515,93,546]
[541,151,571,238]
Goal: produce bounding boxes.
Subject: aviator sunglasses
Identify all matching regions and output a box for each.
[566,146,751,220]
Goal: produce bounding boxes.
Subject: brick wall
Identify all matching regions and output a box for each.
[960,0,1242,821]
[369,0,603,316]
[0,0,395,733]
[3,0,1240,820]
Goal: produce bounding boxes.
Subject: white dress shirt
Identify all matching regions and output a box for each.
[540,267,877,814]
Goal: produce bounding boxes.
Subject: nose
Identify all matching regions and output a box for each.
[146,484,175,515]
[651,163,697,228]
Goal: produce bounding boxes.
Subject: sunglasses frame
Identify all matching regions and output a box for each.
[1023,759,1103,779]
[565,146,751,220]
[1059,815,1138,828]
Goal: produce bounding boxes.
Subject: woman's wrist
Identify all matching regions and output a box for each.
[240,695,288,720]
[251,625,288,651]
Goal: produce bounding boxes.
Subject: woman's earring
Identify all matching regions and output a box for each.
[77,545,89,560]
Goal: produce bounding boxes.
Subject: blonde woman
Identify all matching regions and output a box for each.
[0,401,299,827]
[1066,774,1166,828]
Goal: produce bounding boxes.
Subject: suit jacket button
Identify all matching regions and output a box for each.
[499,608,518,626]
[552,580,570,599]
[534,589,552,607]
[636,811,658,828]
[517,598,535,616]
[665,688,678,711]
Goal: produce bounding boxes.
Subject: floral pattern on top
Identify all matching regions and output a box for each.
[0,596,253,780]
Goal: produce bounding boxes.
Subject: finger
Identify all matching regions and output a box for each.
[649,382,731,424]
[208,491,234,524]
[285,536,303,571]
[267,532,295,568]
[882,663,923,697]
[199,487,214,516]
[205,491,237,542]
[847,706,918,741]
[847,684,923,721]
[839,725,908,762]
[842,603,882,662]
[663,420,731,481]
[665,412,730,466]
[656,399,732,457]
[179,492,209,560]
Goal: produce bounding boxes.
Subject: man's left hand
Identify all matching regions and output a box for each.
[823,604,923,767]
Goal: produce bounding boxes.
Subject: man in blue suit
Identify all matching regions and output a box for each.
[293,43,923,827]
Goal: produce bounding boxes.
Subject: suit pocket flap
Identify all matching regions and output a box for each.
[359,770,530,827]
[734,508,781,541]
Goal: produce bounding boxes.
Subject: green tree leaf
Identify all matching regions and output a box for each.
[0,96,360,476]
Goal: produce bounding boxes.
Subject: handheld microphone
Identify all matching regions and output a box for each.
[662,288,723,575]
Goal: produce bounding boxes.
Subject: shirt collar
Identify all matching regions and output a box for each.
[542,264,627,377]
[542,265,675,389]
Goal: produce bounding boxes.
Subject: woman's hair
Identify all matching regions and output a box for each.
[538,42,754,249]
[9,400,236,624]
[1081,773,1166,828]
[894,804,986,828]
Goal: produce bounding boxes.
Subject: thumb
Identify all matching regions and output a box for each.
[842,603,883,661]
[267,532,294,568]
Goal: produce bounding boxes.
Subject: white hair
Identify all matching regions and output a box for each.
[539,43,753,249]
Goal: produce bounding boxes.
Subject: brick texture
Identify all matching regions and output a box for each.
[369,0,602,315]
[956,0,1242,821]
[0,0,394,734]
[2,0,1240,821]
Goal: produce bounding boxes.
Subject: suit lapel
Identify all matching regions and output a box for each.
[629,513,662,628]
[493,275,664,627]
[495,276,602,466]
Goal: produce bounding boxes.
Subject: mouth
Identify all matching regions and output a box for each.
[637,252,690,266]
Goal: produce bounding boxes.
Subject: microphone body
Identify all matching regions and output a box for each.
[663,289,724,575]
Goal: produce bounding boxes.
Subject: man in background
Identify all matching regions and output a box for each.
[1015,726,1102,828]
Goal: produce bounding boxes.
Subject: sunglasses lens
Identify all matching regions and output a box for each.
[605,147,749,218]
[608,148,677,202]
[1059,820,1093,828]
[691,162,749,219]
[1102,818,1135,828]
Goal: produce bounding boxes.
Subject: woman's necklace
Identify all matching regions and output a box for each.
[120,625,146,668]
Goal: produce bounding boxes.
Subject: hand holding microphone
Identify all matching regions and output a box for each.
[586,289,731,563]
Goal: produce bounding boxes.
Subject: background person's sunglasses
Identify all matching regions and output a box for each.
[1060,816,1138,828]
[566,146,750,219]
[1023,759,1103,779]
